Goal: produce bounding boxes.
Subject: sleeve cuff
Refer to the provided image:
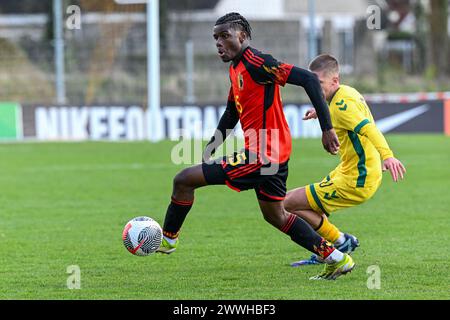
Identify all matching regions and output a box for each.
[381,151,394,161]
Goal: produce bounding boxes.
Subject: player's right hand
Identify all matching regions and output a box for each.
[321,128,340,155]
[303,108,317,120]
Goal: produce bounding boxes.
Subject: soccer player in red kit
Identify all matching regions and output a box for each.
[158,12,354,280]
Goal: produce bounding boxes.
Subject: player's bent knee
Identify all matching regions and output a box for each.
[284,190,301,212]
[284,188,310,211]
[173,168,193,190]
[284,193,296,212]
[173,166,205,192]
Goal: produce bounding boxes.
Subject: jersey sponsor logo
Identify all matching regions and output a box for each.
[336,99,348,111]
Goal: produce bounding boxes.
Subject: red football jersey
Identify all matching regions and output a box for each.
[228,47,293,164]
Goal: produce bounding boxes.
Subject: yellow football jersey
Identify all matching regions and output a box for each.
[329,85,394,188]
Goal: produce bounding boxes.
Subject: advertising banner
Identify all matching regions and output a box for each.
[0,102,22,139]
[19,99,449,141]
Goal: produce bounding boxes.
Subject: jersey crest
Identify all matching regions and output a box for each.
[237,73,244,91]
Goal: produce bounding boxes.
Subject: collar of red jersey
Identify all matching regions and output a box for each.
[232,46,252,68]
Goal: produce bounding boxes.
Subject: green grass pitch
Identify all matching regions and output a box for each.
[0,134,449,300]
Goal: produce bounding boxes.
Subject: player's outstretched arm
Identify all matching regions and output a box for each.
[287,67,339,154]
[357,122,406,181]
[203,89,239,161]
[383,157,406,182]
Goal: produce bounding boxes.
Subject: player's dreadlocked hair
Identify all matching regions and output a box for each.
[215,12,252,40]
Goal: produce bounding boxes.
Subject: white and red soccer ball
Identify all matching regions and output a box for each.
[122,216,162,256]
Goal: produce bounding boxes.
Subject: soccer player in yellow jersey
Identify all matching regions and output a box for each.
[285,54,406,269]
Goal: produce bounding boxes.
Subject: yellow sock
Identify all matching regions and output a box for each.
[316,218,340,244]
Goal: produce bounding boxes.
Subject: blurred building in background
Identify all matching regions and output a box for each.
[0,0,449,106]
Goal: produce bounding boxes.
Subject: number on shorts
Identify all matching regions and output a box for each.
[228,151,247,166]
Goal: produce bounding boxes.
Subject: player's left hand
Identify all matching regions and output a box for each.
[321,129,340,155]
[383,157,406,182]
[303,108,317,120]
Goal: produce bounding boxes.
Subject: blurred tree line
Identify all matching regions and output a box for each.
[0,0,218,55]
[0,0,448,99]
[428,0,449,79]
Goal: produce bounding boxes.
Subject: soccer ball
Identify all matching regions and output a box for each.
[122,216,163,256]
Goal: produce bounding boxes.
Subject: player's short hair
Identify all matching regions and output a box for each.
[215,12,252,40]
[309,54,340,76]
